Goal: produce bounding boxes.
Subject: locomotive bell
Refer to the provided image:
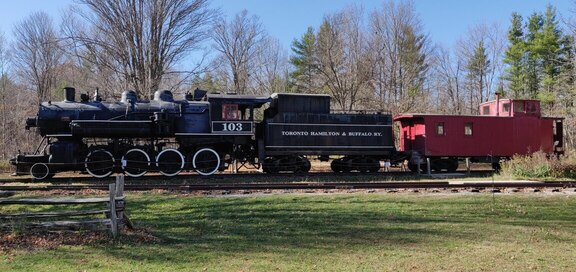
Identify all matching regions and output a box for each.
[121,90,138,104]
[63,87,75,102]
[154,90,174,102]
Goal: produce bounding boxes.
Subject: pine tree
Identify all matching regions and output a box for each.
[503,13,525,98]
[540,6,562,87]
[503,5,572,106]
[289,27,318,93]
[536,5,572,107]
[398,25,428,98]
[525,12,544,98]
[466,40,491,112]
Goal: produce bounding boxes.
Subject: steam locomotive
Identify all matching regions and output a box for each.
[11,87,395,179]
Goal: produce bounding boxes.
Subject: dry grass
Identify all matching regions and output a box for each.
[500,151,576,180]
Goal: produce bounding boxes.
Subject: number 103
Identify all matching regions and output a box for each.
[222,123,243,131]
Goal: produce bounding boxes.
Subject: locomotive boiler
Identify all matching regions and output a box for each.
[11,87,270,179]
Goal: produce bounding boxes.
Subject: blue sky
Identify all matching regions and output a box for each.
[212,0,573,49]
[0,0,573,51]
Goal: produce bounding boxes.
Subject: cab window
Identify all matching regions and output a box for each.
[222,104,240,120]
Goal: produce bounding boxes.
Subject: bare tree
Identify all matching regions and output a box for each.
[316,6,372,111]
[430,46,464,114]
[59,11,127,100]
[554,3,576,149]
[12,12,62,102]
[211,10,267,94]
[0,31,10,159]
[0,31,8,96]
[252,37,289,95]
[64,0,216,99]
[368,0,431,114]
[0,30,41,161]
[456,23,505,113]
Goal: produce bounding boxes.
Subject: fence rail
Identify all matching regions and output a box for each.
[0,175,129,238]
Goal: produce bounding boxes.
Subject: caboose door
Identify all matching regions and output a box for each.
[553,119,564,155]
[403,120,413,150]
[403,131,411,150]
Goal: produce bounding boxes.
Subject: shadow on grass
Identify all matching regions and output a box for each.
[82,194,576,265]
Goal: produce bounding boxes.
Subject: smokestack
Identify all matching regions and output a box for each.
[63,87,75,102]
[495,91,500,116]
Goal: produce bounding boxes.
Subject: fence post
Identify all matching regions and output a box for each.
[115,175,124,198]
[115,175,125,221]
[109,183,118,239]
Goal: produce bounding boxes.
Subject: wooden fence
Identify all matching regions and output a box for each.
[0,175,130,238]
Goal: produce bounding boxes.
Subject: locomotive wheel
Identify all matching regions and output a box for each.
[30,163,52,180]
[299,157,311,173]
[121,149,150,177]
[431,160,443,172]
[368,160,381,172]
[85,150,115,178]
[262,158,278,174]
[330,159,344,172]
[156,148,185,176]
[293,156,311,173]
[447,159,459,172]
[340,158,352,172]
[357,157,380,172]
[192,148,221,176]
[408,163,426,173]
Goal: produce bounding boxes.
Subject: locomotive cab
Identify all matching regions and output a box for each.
[206,93,271,134]
[173,93,271,175]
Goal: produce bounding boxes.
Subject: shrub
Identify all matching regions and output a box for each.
[500,152,550,179]
[500,151,576,179]
[0,160,12,172]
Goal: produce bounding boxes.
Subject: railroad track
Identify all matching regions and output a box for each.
[0,169,496,184]
[1,181,575,193]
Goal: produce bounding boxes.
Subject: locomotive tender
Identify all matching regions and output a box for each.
[11,87,395,179]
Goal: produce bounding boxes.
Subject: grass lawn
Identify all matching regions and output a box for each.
[1,192,576,271]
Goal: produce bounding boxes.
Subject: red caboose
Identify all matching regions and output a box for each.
[394,96,564,172]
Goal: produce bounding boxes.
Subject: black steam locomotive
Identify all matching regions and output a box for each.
[11,87,395,179]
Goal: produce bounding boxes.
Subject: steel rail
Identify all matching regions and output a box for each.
[0,170,496,184]
[1,181,574,192]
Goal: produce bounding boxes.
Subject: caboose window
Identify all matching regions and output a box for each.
[502,103,510,112]
[482,106,490,115]
[222,104,240,120]
[464,122,473,136]
[514,101,525,113]
[436,122,445,136]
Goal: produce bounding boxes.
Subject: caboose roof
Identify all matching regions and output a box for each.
[393,113,512,122]
[478,98,540,106]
